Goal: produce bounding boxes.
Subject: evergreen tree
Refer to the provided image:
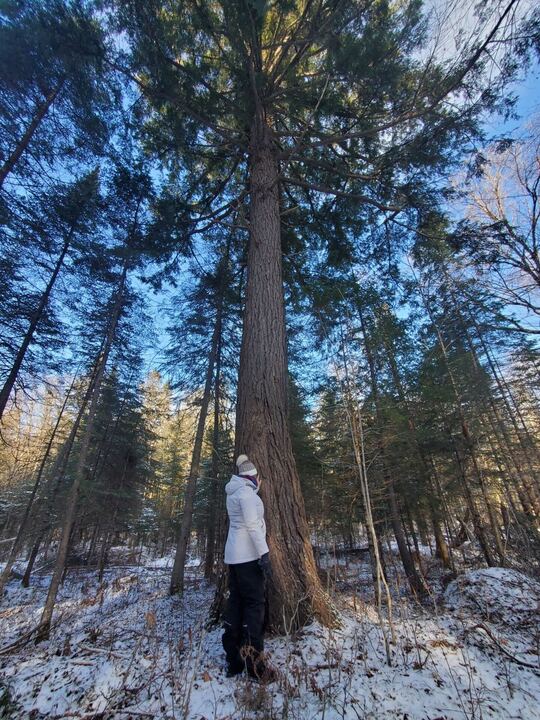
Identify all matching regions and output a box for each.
[168,236,238,594]
[0,170,102,420]
[107,0,535,627]
[0,0,113,189]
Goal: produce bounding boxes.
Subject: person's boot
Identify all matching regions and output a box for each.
[225,661,244,678]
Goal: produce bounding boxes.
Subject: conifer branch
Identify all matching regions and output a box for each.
[282,174,402,212]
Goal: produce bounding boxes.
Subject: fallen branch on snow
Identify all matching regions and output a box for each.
[0,625,42,655]
[465,622,540,674]
[0,614,64,655]
[77,643,132,659]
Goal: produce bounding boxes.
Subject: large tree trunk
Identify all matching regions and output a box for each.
[0,80,64,189]
[37,259,128,640]
[235,121,333,631]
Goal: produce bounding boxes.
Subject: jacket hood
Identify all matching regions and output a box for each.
[225,474,259,495]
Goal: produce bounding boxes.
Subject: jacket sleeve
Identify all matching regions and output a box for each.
[239,491,269,557]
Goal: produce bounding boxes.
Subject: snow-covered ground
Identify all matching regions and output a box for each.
[1,547,539,719]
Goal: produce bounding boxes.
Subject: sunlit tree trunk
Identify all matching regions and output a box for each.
[440,348,506,564]
[446,423,495,566]
[0,374,76,593]
[418,285,504,564]
[449,287,540,517]
[472,318,540,510]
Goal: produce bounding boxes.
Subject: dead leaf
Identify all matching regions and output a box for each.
[430,639,459,650]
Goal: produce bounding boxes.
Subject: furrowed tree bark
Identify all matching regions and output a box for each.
[235,120,333,631]
[0,80,64,189]
[37,258,128,640]
[170,300,223,595]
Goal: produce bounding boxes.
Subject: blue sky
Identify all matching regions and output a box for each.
[489,59,540,132]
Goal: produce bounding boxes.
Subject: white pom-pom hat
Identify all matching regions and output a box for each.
[236,454,258,476]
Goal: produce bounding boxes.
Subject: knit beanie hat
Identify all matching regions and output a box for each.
[236,454,258,477]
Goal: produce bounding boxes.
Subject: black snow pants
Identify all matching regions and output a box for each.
[222,559,266,676]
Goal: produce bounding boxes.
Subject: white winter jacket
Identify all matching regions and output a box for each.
[224,475,269,564]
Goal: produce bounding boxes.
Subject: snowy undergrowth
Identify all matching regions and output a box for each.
[444,568,540,626]
[1,549,539,719]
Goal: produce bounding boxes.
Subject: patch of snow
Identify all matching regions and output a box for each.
[444,567,540,625]
[1,552,539,719]
[146,555,174,569]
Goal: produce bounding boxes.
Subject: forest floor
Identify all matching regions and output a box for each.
[0,544,539,719]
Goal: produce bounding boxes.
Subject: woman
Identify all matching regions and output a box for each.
[222,454,275,682]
